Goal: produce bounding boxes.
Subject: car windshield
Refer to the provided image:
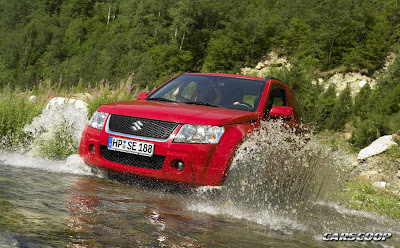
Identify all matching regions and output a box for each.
[147,74,265,112]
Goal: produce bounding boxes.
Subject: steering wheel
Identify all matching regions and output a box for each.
[231,102,253,111]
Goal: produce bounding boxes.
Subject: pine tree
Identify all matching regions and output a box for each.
[328,84,353,131]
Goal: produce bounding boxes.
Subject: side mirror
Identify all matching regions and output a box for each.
[136,92,148,100]
[269,106,293,119]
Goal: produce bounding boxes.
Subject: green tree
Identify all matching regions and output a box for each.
[315,84,337,130]
[354,83,372,119]
[382,83,400,115]
[328,84,353,131]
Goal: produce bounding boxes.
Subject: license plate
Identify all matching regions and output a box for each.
[107,137,154,157]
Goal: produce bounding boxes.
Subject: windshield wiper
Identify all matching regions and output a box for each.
[183,101,218,107]
[147,97,175,102]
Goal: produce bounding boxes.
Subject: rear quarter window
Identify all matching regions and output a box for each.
[289,90,306,123]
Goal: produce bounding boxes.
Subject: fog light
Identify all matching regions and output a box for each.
[172,160,185,171]
[89,144,95,154]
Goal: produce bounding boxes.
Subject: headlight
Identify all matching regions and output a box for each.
[174,124,224,144]
[88,111,108,130]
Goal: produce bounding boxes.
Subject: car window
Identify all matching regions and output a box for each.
[289,89,306,123]
[265,86,290,116]
[148,75,265,112]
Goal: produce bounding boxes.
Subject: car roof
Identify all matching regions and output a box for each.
[183,72,266,82]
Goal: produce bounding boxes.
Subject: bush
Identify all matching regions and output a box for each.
[0,86,45,149]
[39,119,78,159]
[350,119,380,149]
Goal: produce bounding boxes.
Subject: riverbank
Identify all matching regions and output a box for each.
[317,131,400,219]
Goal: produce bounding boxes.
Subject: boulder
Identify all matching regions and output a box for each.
[393,130,400,146]
[46,97,88,113]
[357,135,398,160]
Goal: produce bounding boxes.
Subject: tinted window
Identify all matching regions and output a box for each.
[265,86,290,117]
[289,90,306,122]
[148,75,265,112]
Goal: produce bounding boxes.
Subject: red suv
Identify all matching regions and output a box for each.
[79,73,305,186]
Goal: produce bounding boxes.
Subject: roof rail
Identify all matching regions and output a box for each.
[264,76,281,81]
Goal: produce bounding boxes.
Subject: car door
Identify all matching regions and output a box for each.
[262,80,307,136]
[264,82,293,120]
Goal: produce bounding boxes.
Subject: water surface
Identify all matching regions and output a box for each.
[0,151,399,247]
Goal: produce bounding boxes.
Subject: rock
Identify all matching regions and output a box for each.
[256,62,264,70]
[325,72,376,96]
[46,97,88,113]
[358,80,367,88]
[356,170,383,182]
[23,101,89,156]
[357,135,398,160]
[240,51,291,78]
[351,161,359,168]
[372,181,387,189]
[393,130,400,146]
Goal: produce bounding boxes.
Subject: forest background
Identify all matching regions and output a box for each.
[0,0,399,150]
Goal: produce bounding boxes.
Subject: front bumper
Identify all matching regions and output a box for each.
[79,125,239,186]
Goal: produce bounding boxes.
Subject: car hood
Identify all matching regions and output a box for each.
[97,100,260,126]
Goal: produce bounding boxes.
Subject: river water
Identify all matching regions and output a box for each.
[1,149,399,247]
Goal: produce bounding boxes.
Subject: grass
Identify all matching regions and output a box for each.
[385,144,400,162]
[342,181,400,219]
[0,86,46,149]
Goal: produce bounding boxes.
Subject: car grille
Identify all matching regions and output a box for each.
[108,115,179,139]
[100,145,165,170]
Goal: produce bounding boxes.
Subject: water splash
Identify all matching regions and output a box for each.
[0,152,94,176]
[22,102,88,156]
[0,101,97,176]
[190,121,349,231]
[223,121,347,204]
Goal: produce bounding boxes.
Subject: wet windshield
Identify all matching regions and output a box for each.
[147,75,265,112]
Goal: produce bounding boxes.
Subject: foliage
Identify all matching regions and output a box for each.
[349,55,400,148]
[0,86,45,149]
[349,119,380,148]
[315,84,337,131]
[85,77,139,118]
[354,83,372,120]
[0,0,399,88]
[327,84,353,131]
[39,119,78,159]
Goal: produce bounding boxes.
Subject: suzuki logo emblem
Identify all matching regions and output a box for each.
[131,120,144,131]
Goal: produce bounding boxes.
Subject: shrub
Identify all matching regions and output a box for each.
[350,119,380,149]
[38,119,78,159]
[0,86,45,149]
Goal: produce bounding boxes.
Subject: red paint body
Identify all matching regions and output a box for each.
[79,73,305,186]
